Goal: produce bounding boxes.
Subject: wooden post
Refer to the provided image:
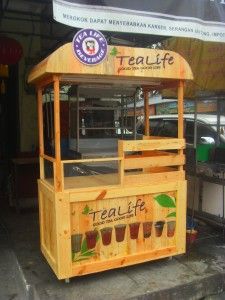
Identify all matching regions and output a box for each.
[144,88,150,136]
[178,80,184,139]
[53,76,62,192]
[178,80,184,171]
[76,86,80,152]
[118,140,124,186]
[55,192,72,279]
[176,180,187,254]
[37,87,44,179]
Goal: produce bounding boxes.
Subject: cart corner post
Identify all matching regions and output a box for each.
[55,192,72,279]
[53,76,62,192]
[176,180,187,254]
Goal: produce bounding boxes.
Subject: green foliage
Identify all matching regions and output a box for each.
[166,211,176,218]
[154,194,176,208]
[82,205,91,215]
[110,47,119,56]
[72,230,99,262]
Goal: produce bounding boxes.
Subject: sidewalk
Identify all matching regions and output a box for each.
[1,208,225,300]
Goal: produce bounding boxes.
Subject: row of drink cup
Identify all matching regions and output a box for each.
[71,220,176,252]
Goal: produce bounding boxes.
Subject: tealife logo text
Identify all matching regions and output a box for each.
[72,28,108,65]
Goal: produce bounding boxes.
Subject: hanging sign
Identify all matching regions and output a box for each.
[53,0,225,43]
[72,28,108,65]
[0,37,23,65]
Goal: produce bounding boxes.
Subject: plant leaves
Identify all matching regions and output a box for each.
[72,250,96,262]
[110,47,118,56]
[82,205,91,215]
[166,211,176,218]
[96,231,100,242]
[81,238,88,253]
[81,250,95,257]
[154,194,176,208]
[73,257,92,262]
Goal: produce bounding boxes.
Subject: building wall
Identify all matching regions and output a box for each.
[2,15,41,152]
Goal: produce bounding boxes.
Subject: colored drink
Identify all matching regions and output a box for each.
[100,227,113,246]
[129,222,140,239]
[85,230,98,249]
[115,224,126,242]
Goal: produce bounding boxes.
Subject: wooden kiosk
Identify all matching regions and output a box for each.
[28,44,193,280]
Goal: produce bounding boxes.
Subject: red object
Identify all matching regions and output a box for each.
[0,36,23,64]
[186,229,198,245]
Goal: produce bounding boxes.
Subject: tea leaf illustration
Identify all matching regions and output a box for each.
[154,194,176,208]
[166,211,176,218]
[81,238,88,253]
[82,205,91,215]
[96,231,100,242]
[72,250,96,262]
[73,257,90,262]
[110,47,118,56]
[81,250,95,257]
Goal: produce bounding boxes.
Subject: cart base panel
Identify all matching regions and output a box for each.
[38,179,186,279]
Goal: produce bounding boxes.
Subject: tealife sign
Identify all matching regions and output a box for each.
[72,28,108,65]
[115,51,174,74]
[53,0,225,43]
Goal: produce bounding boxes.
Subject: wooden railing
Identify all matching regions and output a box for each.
[40,137,186,190]
[119,138,186,186]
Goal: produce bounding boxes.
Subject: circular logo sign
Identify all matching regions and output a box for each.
[72,28,108,65]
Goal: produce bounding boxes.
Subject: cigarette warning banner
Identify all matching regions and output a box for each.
[53,0,225,42]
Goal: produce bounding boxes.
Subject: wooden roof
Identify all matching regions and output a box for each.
[28,43,193,85]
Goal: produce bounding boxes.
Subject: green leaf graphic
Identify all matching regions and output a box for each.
[81,238,88,253]
[166,212,176,218]
[82,205,91,215]
[110,47,118,56]
[154,194,176,208]
[96,231,100,242]
[72,250,96,262]
[81,250,95,257]
[73,257,92,262]
[73,229,100,262]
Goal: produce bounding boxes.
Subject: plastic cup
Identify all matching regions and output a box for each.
[143,221,153,238]
[154,221,165,237]
[85,230,98,249]
[167,221,176,237]
[129,222,140,239]
[115,224,126,242]
[71,233,83,253]
[100,227,113,246]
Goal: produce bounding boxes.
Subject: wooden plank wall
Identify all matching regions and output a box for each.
[38,181,58,275]
[69,182,185,276]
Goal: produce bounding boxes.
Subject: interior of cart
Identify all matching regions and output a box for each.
[40,81,185,190]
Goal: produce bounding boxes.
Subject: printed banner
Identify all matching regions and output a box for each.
[163,37,225,97]
[70,192,177,263]
[53,0,225,42]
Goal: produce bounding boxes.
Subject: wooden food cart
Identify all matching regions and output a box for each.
[28,43,193,280]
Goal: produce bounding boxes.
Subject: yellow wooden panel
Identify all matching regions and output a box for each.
[28,44,193,84]
[121,139,185,152]
[55,192,72,279]
[38,181,57,267]
[124,154,185,170]
[69,182,179,202]
[72,246,177,276]
[175,180,187,254]
[124,171,185,186]
[69,189,178,277]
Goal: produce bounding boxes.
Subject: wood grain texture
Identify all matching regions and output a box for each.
[121,139,185,152]
[124,154,185,170]
[28,44,193,84]
[53,77,62,192]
